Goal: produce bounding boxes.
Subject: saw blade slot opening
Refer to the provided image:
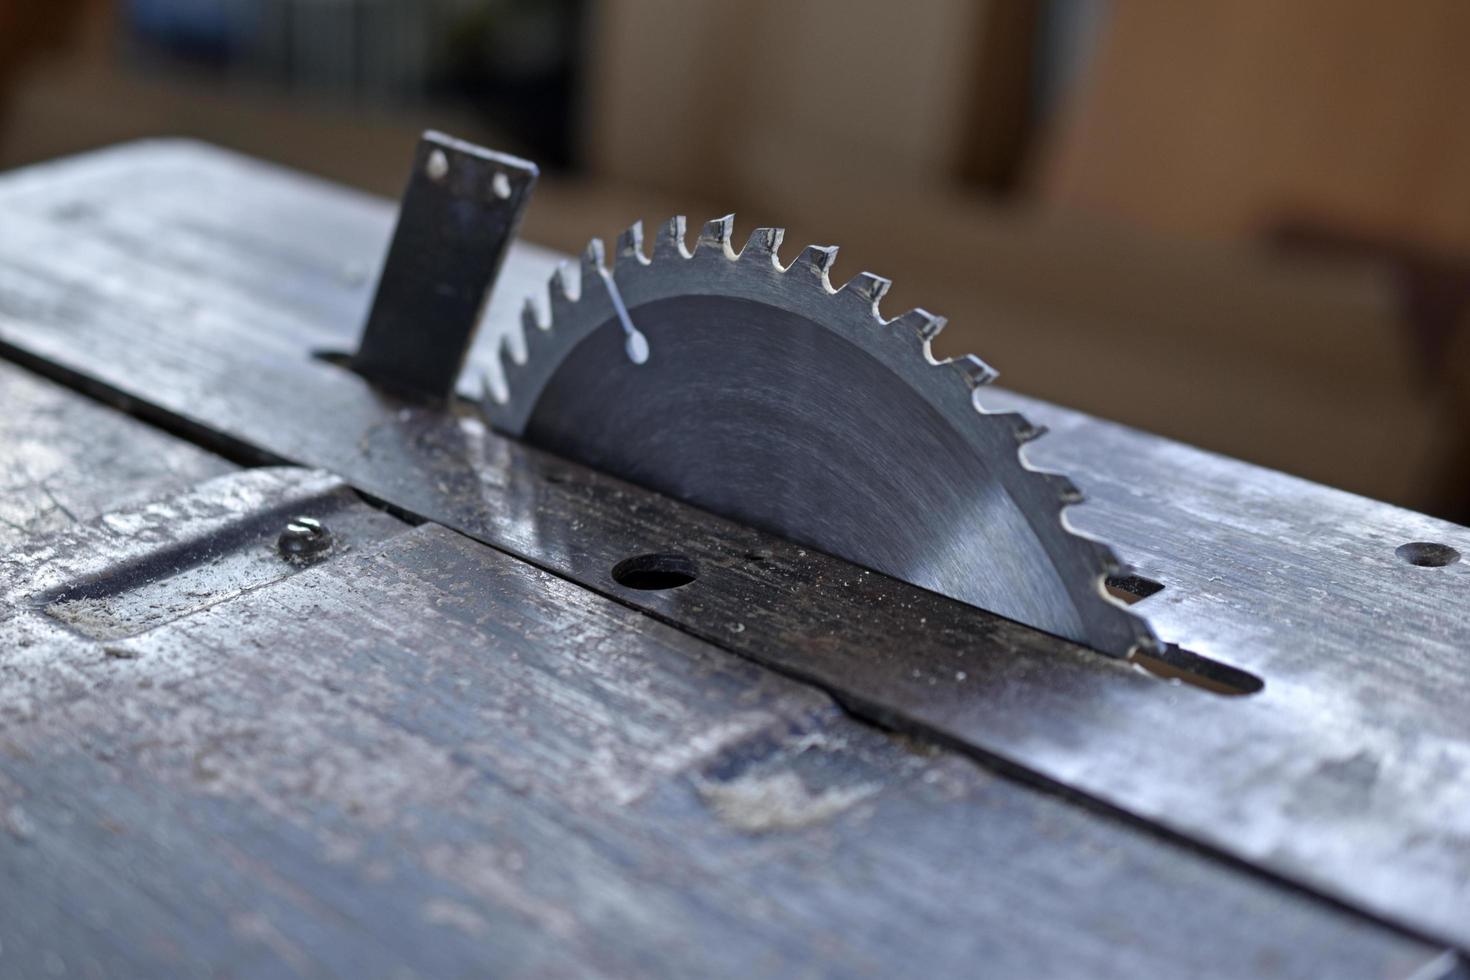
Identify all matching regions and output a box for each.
[311,349,352,369]
[1127,645,1263,697]
[1105,574,1165,605]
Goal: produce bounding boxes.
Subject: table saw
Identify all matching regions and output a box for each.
[0,133,1467,978]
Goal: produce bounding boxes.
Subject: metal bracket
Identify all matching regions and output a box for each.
[352,131,538,401]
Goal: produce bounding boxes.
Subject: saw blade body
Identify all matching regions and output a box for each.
[484,216,1157,657]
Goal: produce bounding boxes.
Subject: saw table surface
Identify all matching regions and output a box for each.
[0,142,1467,978]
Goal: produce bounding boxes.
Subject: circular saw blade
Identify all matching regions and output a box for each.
[483,215,1158,658]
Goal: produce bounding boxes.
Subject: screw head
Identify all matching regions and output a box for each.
[277,516,333,563]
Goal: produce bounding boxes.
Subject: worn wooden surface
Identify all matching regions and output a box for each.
[0,375,1446,976]
[1,141,1469,948]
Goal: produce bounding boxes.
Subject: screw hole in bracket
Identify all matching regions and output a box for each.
[612,553,698,591]
[1396,541,1460,567]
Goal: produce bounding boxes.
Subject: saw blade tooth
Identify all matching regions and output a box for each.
[889,308,947,344]
[1093,550,1124,578]
[1051,500,1119,569]
[490,336,517,403]
[615,220,648,271]
[1129,634,1169,656]
[1018,423,1049,444]
[549,261,578,315]
[579,239,608,301]
[550,261,573,299]
[994,412,1048,444]
[1068,531,1126,584]
[519,295,541,336]
[836,272,891,315]
[488,299,538,405]
[483,364,509,406]
[518,295,553,359]
[1040,472,1086,506]
[653,216,691,260]
[740,226,785,265]
[695,215,737,258]
[580,237,607,278]
[942,353,999,390]
[792,245,838,291]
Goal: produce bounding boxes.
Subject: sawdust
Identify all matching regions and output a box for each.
[696,769,878,833]
[45,596,132,640]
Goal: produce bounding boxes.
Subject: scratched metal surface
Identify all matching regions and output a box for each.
[0,360,232,548]
[0,389,1444,975]
[0,142,1469,951]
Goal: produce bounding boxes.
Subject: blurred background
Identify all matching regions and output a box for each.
[4,0,1470,517]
